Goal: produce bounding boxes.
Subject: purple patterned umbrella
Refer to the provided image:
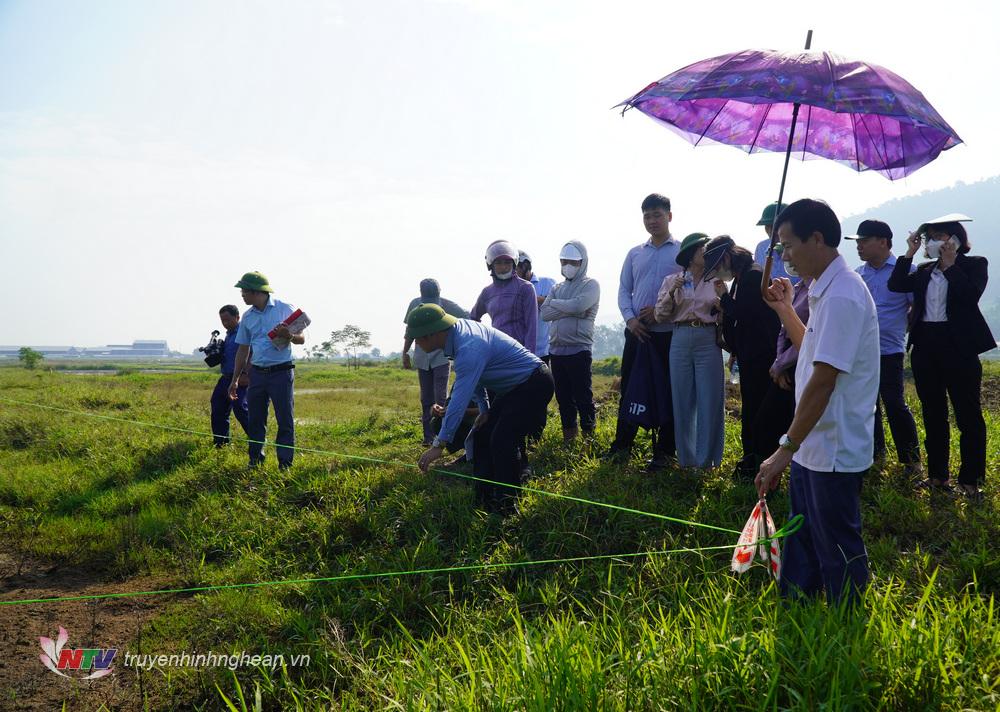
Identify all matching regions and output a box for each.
[618,48,962,181]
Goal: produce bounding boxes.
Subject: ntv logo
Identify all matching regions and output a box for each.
[39,627,116,680]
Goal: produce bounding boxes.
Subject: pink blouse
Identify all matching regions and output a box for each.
[655,272,720,324]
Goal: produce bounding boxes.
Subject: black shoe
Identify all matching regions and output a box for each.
[645,452,673,473]
[600,447,630,464]
[731,462,757,483]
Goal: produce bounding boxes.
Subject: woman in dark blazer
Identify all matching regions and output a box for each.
[888,218,995,499]
[702,235,782,480]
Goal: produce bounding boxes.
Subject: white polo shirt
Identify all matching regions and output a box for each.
[793,255,880,473]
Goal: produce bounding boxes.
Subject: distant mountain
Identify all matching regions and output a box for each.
[843,175,1000,341]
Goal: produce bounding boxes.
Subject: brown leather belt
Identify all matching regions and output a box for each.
[674,319,714,328]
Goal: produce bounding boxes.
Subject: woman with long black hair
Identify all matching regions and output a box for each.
[702,235,782,480]
[888,216,996,500]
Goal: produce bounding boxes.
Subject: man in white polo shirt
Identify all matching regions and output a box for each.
[755,199,880,607]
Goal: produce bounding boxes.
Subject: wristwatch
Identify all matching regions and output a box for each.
[778,434,799,453]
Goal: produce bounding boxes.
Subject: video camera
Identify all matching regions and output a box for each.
[199,330,224,367]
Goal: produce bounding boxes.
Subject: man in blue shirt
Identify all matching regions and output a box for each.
[210,305,250,447]
[753,201,799,285]
[847,220,921,474]
[516,251,557,361]
[229,271,306,470]
[402,278,469,446]
[411,304,553,512]
[605,193,680,470]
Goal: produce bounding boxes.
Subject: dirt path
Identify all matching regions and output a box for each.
[0,555,177,711]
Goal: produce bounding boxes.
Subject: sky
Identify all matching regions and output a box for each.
[3,0,999,355]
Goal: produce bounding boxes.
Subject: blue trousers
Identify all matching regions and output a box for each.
[668,325,724,468]
[211,375,249,446]
[780,462,869,607]
[418,364,450,443]
[247,366,295,468]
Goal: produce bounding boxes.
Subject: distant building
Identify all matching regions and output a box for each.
[0,340,188,359]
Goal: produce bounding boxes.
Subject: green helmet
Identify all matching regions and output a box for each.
[234,271,273,293]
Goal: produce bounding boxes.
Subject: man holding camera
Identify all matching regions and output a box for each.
[210,305,251,446]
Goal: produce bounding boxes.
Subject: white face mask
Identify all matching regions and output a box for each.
[783,259,799,277]
[494,269,513,280]
[561,264,579,280]
[925,236,959,260]
[712,268,733,282]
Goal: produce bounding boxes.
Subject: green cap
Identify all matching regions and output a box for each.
[757,202,789,226]
[234,271,273,293]
[405,304,458,340]
[676,232,709,266]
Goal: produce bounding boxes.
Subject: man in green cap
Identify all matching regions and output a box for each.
[410,304,553,512]
[229,271,305,470]
[754,201,798,285]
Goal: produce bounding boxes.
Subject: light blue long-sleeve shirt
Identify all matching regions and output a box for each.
[235,296,298,367]
[529,274,556,356]
[618,237,681,332]
[755,238,800,285]
[857,255,914,356]
[436,319,543,444]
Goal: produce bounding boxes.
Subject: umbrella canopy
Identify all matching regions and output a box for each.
[619,49,962,180]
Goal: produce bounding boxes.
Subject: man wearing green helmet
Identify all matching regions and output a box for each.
[409,304,553,512]
[230,271,306,470]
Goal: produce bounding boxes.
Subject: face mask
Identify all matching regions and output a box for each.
[494,269,513,280]
[925,236,959,260]
[712,268,733,282]
[783,259,799,277]
[561,264,579,280]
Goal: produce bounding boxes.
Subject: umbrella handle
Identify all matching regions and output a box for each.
[760,250,775,299]
[761,29,813,301]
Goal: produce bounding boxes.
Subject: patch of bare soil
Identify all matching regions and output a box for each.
[981,374,1000,411]
[0,554,178,711]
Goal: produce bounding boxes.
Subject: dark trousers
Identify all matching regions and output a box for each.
[780,462,869,608]
[247,365,295,468]
[211,375,249,446]
[874,353,920,466]
[736,354,774,471]
[611,329,675,456]
[418,364,450,443]
[473,367,554,504]
[751,377,796,471]
[550,351,596,432]
[910,329,986,485]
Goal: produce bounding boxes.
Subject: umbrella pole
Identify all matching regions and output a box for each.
[761,29,813,299]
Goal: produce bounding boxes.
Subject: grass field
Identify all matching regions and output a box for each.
[1,361,999,710]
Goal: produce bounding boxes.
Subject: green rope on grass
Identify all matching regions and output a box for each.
[0,543,765,607]
[0,397,773,535]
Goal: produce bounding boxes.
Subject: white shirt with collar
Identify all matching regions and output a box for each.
[793,254,880,473]
[923,267,948,322]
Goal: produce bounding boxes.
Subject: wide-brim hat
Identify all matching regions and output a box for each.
[676,232,709,266]
[917,213,973,235]
[702,235,736,278]
[405,304,458,340]
[234,271,273,292]
[756,202,789,226]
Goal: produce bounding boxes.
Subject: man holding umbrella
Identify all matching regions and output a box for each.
[756,199,879,607]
